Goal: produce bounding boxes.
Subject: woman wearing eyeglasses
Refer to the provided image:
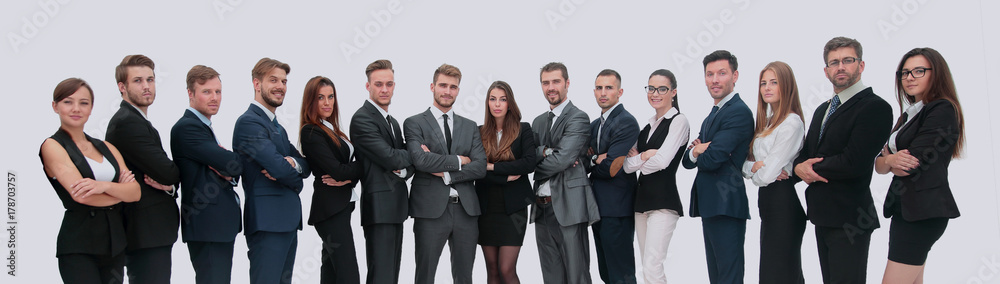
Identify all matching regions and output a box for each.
[876,47,963,283]
[622,69,689,284]
[40,78,141,284]
[742,61,806,284]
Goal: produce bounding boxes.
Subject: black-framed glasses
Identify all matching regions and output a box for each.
[827,57,859,67]
[898,67,932,79]
[645,85,671,94]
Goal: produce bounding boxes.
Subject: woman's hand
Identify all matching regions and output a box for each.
[885,149,919,171]
[72,178,109,199]
[507,175,521,182]
[751,161,765,173]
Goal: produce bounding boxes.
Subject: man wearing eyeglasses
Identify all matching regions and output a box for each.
[794,36,892,283]
[681,50,755,284]
[585,69,639,284]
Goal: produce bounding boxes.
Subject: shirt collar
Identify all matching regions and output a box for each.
[366,98,390,119]
[904,100,925,118]
[601,102,621,120]
[715,91,737,108]
[187,107,212,127]
[549,99,569,117]
[127,101,149,121]
[835,80,867,104]
[320,120,335,131]
[650,107,679,124]
[429,106,454,120]
[250,100,277,122]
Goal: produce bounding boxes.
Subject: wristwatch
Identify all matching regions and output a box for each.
[591,154,599,166]
[544,147,554,157]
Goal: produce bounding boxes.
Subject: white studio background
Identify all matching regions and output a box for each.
[2,0,999,283]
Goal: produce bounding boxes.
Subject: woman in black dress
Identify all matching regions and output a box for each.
[876,47,963,283]
[40,78,140,284]
[476,80,536,284]
[298,76,363,284]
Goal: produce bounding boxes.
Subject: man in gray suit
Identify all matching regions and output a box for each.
[403,63,487,284]
[532,62,602,284]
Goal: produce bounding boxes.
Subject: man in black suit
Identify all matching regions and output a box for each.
[794,36,892,283]
[171,65,243,284]
[404,63,487,284]
[586,69,639,284]
[105,54,180,284]
[349,59,414,284]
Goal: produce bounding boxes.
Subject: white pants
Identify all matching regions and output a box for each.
[635,209,680,284]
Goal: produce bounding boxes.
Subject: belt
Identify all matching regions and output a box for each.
[449,196,460,204]
[537,196,552,204]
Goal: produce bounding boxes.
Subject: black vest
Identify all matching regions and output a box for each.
[634,113,685,214]
[41,129,127,257]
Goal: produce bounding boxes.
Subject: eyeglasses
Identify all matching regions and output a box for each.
[897,67,932,79]
[645,86,671,94]
[826,57,859,67]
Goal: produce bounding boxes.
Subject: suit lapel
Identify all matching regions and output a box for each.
[824,89,868,130]
[599,105,623,152]
[551,101,575,144]
[363,101,397,146]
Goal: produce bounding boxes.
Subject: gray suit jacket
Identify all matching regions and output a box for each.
[404,108,486,218]
[531,101,601,226]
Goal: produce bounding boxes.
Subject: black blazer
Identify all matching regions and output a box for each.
[170,109,243,243]
[475,122,537,215]
[300,123,364,225]
[883,99,961,221]
[105,101,180,250]
[349,100,414,226]
[796,87,892,230]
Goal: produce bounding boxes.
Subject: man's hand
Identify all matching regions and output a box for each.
[209,166,233,182]
[430,172,445,177]
[640,149,658,161]
[487,163,495,171]
[692,141,711,158]
[596,153,607,164]
[751,161,765,173]
[794,157,829,184]
[587,147,595,156]
[507,175,521,181]
[688,138,701,150]
[459,156,471,165]
[320,174,351,187]
[284,156,296,168]
[144,176,172,191]
[261,170,277,181]
[420,144,431,153]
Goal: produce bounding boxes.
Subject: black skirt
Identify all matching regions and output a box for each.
[888,214,948,265]
[478,186,528,246]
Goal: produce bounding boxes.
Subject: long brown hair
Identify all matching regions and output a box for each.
[299,76,348,146]
[481,81,521,162]
[748,61,804,161]
[894,47,965,158]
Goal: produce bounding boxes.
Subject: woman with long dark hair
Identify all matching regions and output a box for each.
[742,61,806,283]
[298,76,363,284]
[623,69,689,284]
[475,81,536,284]
[876,47,963,284]
[40,78,140,284]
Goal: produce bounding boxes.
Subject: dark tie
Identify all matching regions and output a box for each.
[703,106,720,134]
[819,96,842,138]
[891,112,909,133]
[272,117,284,137]
[442,114,453,154]
[543,111,555,145]
[598,116,606,149]
[386,115,395,139]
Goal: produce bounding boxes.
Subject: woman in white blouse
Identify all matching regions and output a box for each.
[623,69,690,284]
[742,61,806,284]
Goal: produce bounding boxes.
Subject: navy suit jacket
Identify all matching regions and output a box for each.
[682,94,754,219]
[233,104,310,234]
[171,109,243,242]
[587,104,639,217]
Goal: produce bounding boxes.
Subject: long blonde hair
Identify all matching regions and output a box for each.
[749,61,804,161]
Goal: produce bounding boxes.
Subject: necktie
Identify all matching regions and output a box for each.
[703,106,720,134]
[386,115,395,139]
[543,111,555,144]
[272,117,284,137]
[820,96,841,138]
[442,114,453,154]
[598,116,606,150]
[892,112,909,133]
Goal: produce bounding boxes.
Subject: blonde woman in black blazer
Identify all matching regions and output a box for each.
[299,76,363,284]
[876,47,964,283]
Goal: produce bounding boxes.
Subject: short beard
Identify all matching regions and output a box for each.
[263,92,283,108]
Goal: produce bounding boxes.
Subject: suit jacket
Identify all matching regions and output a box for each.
[475,123,537,215]
[795,87,891,230]
[530,101,601,226]
[682,94,754,219]
[587,104,640,218]
[171,109,243,242]
[300,123,364,225]
[105,100,180,250]
[404,108,487,218]
[350,100,414,226]
[883,99,961,221]
[233,104,310,234]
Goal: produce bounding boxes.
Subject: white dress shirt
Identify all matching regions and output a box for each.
[741,113,805,187]
[822,80,867,126]
[537,99,570,197]
[888,101,925,153]
[624,108,690,175]
[428,107,462,197]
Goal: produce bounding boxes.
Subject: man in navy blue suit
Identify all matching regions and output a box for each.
[586,69,640,284]
[233,58,310,284]
[682,50,755,284]
[171,65,243,284]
